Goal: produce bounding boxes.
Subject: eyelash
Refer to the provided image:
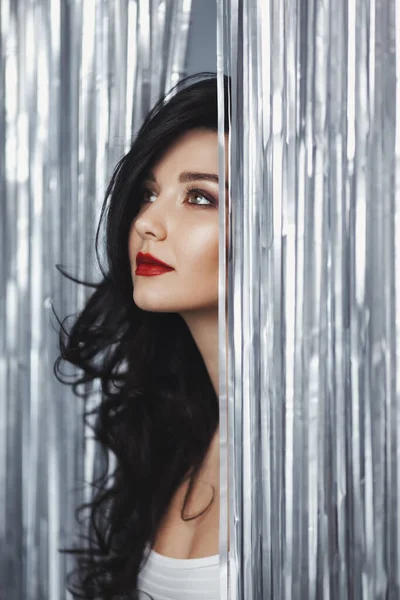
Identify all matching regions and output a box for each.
[141,185,218,208]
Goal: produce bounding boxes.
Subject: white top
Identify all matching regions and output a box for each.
[136,546,220,600]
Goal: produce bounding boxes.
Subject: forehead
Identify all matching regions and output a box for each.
[151,129,220,173]
[141,130,230,203]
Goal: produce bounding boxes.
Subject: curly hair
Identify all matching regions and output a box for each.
[53,72,230,599]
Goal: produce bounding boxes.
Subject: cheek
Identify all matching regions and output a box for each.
[181,224,219,275]
[127,225,139,263]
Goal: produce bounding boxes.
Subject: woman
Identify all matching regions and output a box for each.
[55,72,230,599]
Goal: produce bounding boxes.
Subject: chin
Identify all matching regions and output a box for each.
[133,289,218,314]
[133,292,174,313]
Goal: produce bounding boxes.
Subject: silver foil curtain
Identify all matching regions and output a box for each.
[218,0,400,598]
[0,1,192,598]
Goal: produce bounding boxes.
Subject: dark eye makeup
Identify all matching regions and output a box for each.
[184,185,218,207]
[140,184,219,208]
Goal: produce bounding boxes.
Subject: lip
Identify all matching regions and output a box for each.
[135,252,174,276]
[135,264,174,276]
[136,252,173,269]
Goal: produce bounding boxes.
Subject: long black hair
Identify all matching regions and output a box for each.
[54,72,230,599]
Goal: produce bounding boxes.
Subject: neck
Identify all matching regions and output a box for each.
[180,307,219,397]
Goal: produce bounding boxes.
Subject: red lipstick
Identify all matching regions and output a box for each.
[135,252,174,276]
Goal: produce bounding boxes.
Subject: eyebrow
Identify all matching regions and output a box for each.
[144,170,228,189]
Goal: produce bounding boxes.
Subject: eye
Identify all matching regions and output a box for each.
[139,187,217,208]
[141,189,157,204]
[186,188,217,207]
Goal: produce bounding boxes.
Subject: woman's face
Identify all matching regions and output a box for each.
[128,128,227,316]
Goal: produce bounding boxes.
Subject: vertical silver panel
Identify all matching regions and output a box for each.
[217,0,400,597]
[0,1,192,598]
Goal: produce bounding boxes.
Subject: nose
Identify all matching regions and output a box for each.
[133,198,168,241]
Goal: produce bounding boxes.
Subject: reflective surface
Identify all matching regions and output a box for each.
[217,0,400,598]
[0,1,191,598]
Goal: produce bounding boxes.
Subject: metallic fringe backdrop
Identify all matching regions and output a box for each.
[217,0,400,598]
[0,1,192,598]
